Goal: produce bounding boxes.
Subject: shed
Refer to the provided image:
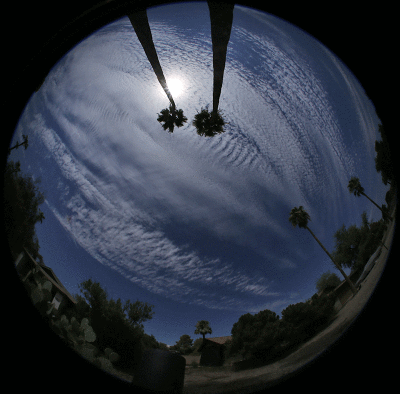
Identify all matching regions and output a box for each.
[15,248,77,313]
[199,336,232,366]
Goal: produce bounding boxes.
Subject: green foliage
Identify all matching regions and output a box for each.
[316,272,341,293]
[174,334,194,355]
[229,310,280,359]
[332,212,387,272]
[4,160,45,259]
[192,106,226,137]
[76,279,153,369]
[104,348,120,364]
[229,299,336,366]
[281,294,335,345]
[332,224,362,269]
[51,314,97,355]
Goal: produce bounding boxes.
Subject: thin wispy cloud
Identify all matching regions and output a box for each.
[17,5,384,316]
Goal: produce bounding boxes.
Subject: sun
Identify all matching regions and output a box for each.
[167,77,184,98]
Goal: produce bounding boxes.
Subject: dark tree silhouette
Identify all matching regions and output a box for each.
[375,124,395,186]
[347,176,393,222]
[4,160,45,260]
[8,134,29,155]
[157,105,187,133]
[128,9,187,132]
[193,1,234,137]
[289,206,357,294]
[194,320,212,344]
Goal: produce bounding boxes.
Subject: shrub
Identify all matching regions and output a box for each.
[281,294,335,345]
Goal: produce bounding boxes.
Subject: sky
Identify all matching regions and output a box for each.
[9,2,388,347]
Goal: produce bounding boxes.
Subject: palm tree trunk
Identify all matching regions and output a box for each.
[361,191,393,221]
[128,9,176,110]
[207,1,234,115]
[306,226,357,294]
[361,191,383,212]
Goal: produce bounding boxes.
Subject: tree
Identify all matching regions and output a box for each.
[77,279,154,369]
[128,9,187,133]
[194,320,212,343]
[157,104,187,133]
[4,160,45,260]
[281,294,336,345]
[8,134,29,155]
[229,309,281,361]
[192,106,225,137]
[289,206,357,294]
[174,334,194,355]
[332,212,387,272]
[347,176,392,221]
[192,1,234,136]
[375,124,395,186]
[331,224,362,269]
[316,272,342,293]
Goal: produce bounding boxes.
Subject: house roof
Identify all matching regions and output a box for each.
[205,336,232,345]
[199,336,232,352]
[23,247,77,305]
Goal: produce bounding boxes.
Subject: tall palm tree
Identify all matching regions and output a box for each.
[128,9,187,132]
[192,1,234,137]
[348,176,392,221]
[289,206,357,294]
[194,320,212,344]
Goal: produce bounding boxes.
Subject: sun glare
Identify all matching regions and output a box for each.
[167,77,184,98]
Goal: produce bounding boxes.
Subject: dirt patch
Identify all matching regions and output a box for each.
[183,355,201,366]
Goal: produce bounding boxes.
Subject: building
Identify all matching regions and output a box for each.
[15,247,77,314]
[199,336,232,366]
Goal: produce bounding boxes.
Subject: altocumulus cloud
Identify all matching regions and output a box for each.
[21,6,379,312]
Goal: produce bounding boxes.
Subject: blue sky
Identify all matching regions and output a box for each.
[10,2,388,346]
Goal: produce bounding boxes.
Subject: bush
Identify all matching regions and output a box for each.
[316,272,341,293]
[281,294,336,345]
[190,361,199,368]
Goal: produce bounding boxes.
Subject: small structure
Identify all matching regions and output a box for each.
[199,336,232,367]
[328,270,362,311]
[15,247,77,314]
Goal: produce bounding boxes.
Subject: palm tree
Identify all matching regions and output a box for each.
[157,104,187,133]
[8,134,29,155]
[192,105,225,137]
[289,206,357,294]
[348,177,392,221]
[192,1,234,137]
[128,9,187,132]
[194,320,212,344]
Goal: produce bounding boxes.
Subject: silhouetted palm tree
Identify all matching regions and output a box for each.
[348,176,392,221]
[289,206,357,294]
[157,104,187,133]
[194,320,212,344]
[192,1,234,137]
[128,9,187,132]
[192,105,225,137]
[8,134,29,156]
